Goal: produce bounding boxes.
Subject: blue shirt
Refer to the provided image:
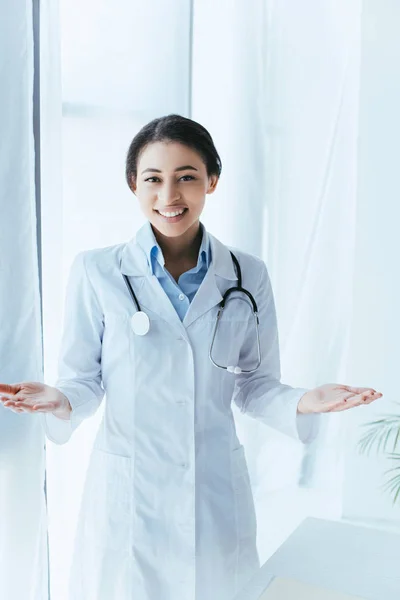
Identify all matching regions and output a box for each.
[135,221,211,321]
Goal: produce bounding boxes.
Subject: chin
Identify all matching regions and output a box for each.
[156,223,193,238]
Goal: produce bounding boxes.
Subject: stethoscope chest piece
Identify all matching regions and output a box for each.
[131,311,150,336]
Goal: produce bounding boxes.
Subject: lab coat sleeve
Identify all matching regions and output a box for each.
[232,260,320,443]
[43,251,105,445]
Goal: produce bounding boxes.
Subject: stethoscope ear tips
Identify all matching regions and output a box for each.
[227,366,242,374]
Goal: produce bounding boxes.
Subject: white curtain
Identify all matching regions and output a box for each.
[342,0,400,528]
[0,1,48,599]
[39,1,400,598]
[41,2,193,598]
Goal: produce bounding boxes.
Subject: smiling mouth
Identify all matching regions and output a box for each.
[155,208,188,218]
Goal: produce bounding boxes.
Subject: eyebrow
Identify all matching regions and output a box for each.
[141,165,199,175]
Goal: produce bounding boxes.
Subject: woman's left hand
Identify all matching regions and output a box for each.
[297,384,383,414]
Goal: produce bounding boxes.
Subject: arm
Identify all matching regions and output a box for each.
[232,260,320,443]
[43,251,105,444]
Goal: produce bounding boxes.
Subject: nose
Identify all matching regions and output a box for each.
[157,181,181,205]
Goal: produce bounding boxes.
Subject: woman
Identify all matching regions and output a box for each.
[0,115,382,600]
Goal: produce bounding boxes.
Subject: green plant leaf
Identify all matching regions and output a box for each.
[358,415,400,456]
[358,405,400,504]
[382,473,400,505]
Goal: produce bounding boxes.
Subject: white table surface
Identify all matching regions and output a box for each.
[234,517,400,600]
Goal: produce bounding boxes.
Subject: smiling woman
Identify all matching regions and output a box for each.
[0,112,382,600]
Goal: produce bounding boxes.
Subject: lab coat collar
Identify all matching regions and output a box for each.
[120,223,236,281]
[135,220,211,275]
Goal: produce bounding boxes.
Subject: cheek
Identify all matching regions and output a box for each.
[194,199,206,214]
[187,183,207,203]
[137,192,155,212]
[191,180,208,194]
[194,196,206,212]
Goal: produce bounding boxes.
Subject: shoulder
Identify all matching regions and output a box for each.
[228,245,270,291]
[71,242,126,279]
[208,230,270,290]
[226,244,266,271]
[208,231,264,267]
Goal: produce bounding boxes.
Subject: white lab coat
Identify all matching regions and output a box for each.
[44,230,318,600]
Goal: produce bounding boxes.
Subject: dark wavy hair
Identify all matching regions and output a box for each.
[125,114,222,189]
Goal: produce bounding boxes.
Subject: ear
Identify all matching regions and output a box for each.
[207,175,219,195]
[129,175,137,195]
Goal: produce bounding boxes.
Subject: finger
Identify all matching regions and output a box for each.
[343,386,377,395]
[3,394,34,405]
[323,391,369,410]
[352,390,375,401]
[3,399,32,408]
[2,401,56,413]
[2,399,28,407]
[330,391,383,412]
[6,400,56,412]
[31,403,57,412]
[343,390,376,407]
[1,394,25,403]
[23,402,57,412]
[362,392,383,405]
[0,393,17,401]
[2,401,29,412]
[324,391,374,412]
[338,392,361,402]
[5,406,24,414]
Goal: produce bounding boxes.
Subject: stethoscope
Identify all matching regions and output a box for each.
[120,252,261,374]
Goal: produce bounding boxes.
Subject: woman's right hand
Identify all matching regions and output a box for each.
[0,382,72,420]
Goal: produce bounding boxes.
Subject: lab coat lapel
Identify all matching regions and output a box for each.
[183,233,238,329]
[119,237,187,338]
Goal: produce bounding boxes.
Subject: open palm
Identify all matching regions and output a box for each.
[298,383,383,414]
[0,382,65,414]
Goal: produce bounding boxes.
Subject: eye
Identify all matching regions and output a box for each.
[144,175,195,183]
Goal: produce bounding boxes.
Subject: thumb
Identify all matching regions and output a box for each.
[0,383,22,396]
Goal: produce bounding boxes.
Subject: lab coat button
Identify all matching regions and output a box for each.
[180,462,189,469]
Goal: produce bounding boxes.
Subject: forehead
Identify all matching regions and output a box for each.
[137,141,205,170]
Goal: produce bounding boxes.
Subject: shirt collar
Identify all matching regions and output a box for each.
[135,220,211,275]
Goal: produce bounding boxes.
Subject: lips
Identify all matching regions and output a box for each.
[155,208,188,222]
[155,207,187,214]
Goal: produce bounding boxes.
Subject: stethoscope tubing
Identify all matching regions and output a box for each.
[120,251,262,373]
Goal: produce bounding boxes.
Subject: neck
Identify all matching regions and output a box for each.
[152,220,203,264]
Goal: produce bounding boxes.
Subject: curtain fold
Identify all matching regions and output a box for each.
[0,1,47,598]
[192,0,362,561]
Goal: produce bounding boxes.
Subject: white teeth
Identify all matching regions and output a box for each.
[158,209,185,218]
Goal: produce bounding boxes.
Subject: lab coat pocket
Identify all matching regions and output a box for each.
[82,449,133,555]
[231,445,257,542]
